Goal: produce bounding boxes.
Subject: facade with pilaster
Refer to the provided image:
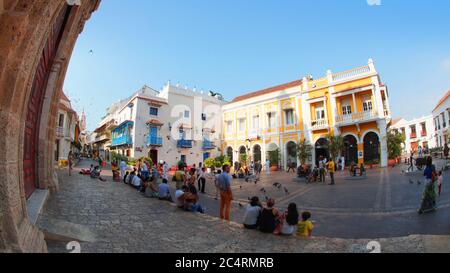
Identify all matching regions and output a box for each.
[222,59,392,168]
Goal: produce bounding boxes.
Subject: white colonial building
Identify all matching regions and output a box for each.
[94,83,226,167]
[432,90,450,148]
[390,115,436,155]
[55,92,81,165]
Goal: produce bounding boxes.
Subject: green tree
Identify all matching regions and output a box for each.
[387,131,406,159]
[204,157,216,168]
[297,139,313,165]
[268,148,281,167]
[239,154,248,167]
[327,133,344,161]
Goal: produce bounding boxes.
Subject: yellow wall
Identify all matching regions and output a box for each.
[334,77,372,93]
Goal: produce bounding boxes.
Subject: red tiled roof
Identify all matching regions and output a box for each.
[231,80,302,103]
[433,90,450,112]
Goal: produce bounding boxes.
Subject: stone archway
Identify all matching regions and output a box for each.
[0,0,100,253]
[226,146,233,163]
[253,144,262,163]
[315,138,330,165]
[343,135,358,166]
[364,132,380,163]
[286,141,297,167]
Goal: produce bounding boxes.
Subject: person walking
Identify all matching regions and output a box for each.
[214,170,222,200]
[198,167,207,194]
[408,152,415,173]
[218,165,233,221]
[120,160,127,180]
[418,146,423,158]
[68,151,74,176]
[265,159,271,176]
[162,161,169,180]
[341,155,345,171]
[318,156,326,183]
[327,159,335,185]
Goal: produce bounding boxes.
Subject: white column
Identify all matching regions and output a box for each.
[378,119,388,167]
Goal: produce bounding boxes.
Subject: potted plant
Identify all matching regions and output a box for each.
[387,131,405,167]
[297,139,313,166]
[327,133,344,163]
[204,157,216,173]
[268,148,281,171]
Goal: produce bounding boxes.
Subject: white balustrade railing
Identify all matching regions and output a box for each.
[310,119,328,130]
[332,65,371,81]
[335,110,378,125]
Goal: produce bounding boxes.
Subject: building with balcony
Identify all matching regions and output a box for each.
[432,90,450,148]
[390,116,436,156]
[222,59,392,168]
[55,92,81,165]
[95,84,225,167]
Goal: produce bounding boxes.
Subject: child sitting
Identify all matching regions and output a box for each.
[297,211,314,237]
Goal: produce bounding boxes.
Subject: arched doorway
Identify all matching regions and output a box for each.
[239,146,247,155]
[286,141,297,167]
[343,135,358,166]
[253,145,262,163]
[266,142,280,167]
[364,132,380,163]
[315,138,330,165]
[0,1,100,252]
[226,147,233,163]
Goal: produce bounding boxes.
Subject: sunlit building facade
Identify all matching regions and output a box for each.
[222,59,392,168]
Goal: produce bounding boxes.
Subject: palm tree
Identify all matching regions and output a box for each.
[297,139,313,165]
[327,133,344,161]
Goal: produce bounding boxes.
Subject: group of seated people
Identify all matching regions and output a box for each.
[80,164,106,182]
[349,162,366,177]
[175,185,205,213]
[123,170,173,202]
[242,197,314,237]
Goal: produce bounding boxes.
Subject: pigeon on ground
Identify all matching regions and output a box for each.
[284,187,289,195]
[417,180,422,185]
[238,203,243,208]
[409,179,414,184]
[260,188,266,193]
[264,196,270,202]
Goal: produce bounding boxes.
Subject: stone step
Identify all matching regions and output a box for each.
[37,219,96,243]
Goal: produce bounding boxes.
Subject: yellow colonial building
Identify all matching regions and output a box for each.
[222,59,392,168]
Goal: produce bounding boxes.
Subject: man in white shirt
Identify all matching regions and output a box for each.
[162,161,169,180]
[175,185,188,208]
[265,159,271,176]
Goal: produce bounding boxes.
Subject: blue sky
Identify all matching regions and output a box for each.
[64,0,450,131]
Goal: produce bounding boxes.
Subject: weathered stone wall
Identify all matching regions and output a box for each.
[0,0,100,253]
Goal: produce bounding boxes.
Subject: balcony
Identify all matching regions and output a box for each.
[335,111,378,126]
[421,131,427,137]
[310,119,329,131]
[111,135,133,147]
[202,140,216,150]
[248,128,262,140]
[177,139,193,148]
[147,136,163,146]
[410,133,417,139]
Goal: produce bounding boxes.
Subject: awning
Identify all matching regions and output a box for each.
[146,119,164,127]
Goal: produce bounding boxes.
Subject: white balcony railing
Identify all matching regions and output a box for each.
[248,128,263,139]
[332,65,371,81]
[335,110,378,125]
[310,119,329,130]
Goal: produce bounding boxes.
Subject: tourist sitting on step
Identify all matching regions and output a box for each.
[131,173,143,191]
[158,179,173,202]
[257,199,280,234]
[183,186,205,213]
[144,180,159,198]
[243,196,262,230]
[297,211,314,237]
[90,166,106,182]
[175,185,188,208]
